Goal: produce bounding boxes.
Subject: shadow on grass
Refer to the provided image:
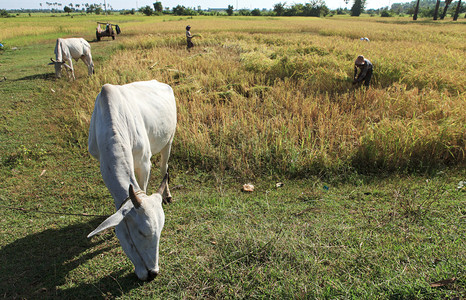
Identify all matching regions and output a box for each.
[0,219,141,299]
[12,73,56,81]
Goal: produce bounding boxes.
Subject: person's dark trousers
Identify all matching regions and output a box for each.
[362,67,373,87]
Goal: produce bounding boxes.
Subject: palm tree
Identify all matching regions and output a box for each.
[413,0,420,20]
[453,0,462,20]
[440,0,453,19]
[433,0,440,20]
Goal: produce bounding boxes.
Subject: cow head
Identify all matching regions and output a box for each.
[48,58,72,78]
[88,175,167,281]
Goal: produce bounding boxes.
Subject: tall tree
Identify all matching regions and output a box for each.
[172,5,185,15]
[440,0,453,19]
[453,0,462,20]
[413,0,420,20]
[141,5,153,16]
[351,0,365,16]
[251,8,261,16]
[226,4,234,16]
[273,2,286,16]
[433,0,440,20]
[153,1,162,13]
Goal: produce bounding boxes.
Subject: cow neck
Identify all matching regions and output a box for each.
[100,141,141,210]
[99,88,142,210]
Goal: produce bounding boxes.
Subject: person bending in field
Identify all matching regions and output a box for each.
[186,25,194,51]
[353,55,373,87]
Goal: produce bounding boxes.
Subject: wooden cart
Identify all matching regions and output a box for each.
[96,22,121,41]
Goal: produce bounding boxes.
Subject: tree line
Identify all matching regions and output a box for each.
[411,0,465,20]
[346,0,464,19]
[129,0,466,19]
[2,0,464,20]
[137,1,329,17]
[364,0,465,20]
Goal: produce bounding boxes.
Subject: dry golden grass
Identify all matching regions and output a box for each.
[23,14,464,177]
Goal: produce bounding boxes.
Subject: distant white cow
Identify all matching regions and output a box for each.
[49,38,94,80]
[87,80,177,281]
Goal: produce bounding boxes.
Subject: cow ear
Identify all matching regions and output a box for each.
[48,62,55,65]
[87,204,130,238]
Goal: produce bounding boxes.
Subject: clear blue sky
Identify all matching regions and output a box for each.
[2,0,412,10]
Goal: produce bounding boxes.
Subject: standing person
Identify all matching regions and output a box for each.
[186,25,194,51]
[353,55,373,87]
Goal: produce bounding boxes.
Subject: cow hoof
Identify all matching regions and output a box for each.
[163,197,172,204]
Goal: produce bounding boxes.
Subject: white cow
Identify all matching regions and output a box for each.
[49,38,94,80]
[87,80,177,281]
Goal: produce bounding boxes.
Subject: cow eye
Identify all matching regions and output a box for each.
[138,229,150,238]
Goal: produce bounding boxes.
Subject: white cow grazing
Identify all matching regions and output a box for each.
[87,80,177,281]
[49,38,94,80]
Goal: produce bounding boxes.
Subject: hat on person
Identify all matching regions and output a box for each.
[355,55,365,65]
[186,25,191,30]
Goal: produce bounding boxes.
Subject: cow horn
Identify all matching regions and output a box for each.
[157,172,169,195]
[129,184,143,208]
[50,58,56,63]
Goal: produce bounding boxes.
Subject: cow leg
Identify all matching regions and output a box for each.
[159,141,173,203]
[66,59,75,80]
[81,55,94,76]
[134,150,151,193]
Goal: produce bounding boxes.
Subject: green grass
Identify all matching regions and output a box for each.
[0,15,465,299]
[2,172,465,298]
